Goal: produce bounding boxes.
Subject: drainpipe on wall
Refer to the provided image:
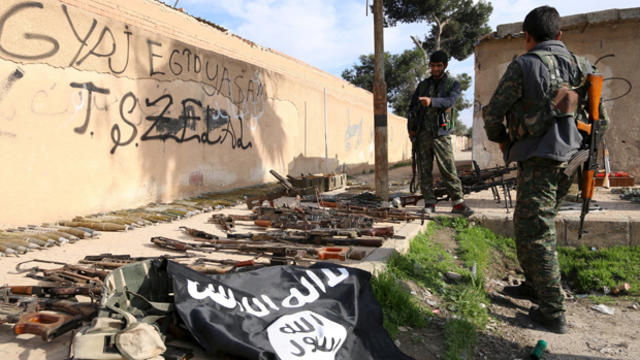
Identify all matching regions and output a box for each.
[324,88,329,175]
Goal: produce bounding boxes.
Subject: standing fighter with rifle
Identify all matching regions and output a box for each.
[408,50,474,217]
[483,6,609,334]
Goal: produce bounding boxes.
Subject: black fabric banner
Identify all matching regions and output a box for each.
[167,261,413,360]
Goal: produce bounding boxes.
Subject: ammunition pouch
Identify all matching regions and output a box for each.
[508,85,579,142]
[437,108,454,136]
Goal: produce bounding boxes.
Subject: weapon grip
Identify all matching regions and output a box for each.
[576,121,592,135]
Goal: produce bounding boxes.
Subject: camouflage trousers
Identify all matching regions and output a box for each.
[416,134,464,205]
[514,157,573,318]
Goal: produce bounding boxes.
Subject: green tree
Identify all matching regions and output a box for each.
[342,49,473,119]
[383,0,493,62]
[342,48,426,117]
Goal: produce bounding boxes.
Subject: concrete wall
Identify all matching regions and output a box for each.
[451,135,472,152]
[0,0,411,227]
[473,8,640,174]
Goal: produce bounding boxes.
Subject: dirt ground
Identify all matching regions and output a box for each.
[350,163,640,360]
[391,228,640,360]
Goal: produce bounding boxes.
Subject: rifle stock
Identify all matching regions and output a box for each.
[578,74,604,239]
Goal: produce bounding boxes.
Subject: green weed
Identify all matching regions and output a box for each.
[370,268,429,336]
[390,160,412,170]
[444,319,476,360]
[558,245,640,296]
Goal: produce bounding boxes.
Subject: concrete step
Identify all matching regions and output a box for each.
[466,187,640,248]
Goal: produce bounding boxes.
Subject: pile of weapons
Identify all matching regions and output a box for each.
[150,201,418,263]
[1,211,403,343]
[1,257,111,342]
[0,250,292,342]
[618,187,640,204]
[404,161,517,212]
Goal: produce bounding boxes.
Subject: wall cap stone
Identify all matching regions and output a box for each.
[479,7,640,43]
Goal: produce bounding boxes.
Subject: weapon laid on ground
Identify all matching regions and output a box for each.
[432,160,517,212]
[227,230,385,247]
[150,236,354,261]
[572,74,604,239]
[410,139,420,194]
[79,253,192,269]
[244,169,309,209]
[3,285,102,298]
[181,225,387,248]
[14,299,98,341]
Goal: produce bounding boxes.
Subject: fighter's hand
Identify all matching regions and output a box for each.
[419,96,431,107]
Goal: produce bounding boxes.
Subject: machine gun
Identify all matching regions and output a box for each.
[433,160,517,212]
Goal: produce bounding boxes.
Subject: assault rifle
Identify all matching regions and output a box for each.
[150,236,355,261]
[565,74,605,239]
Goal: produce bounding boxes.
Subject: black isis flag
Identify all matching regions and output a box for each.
[167,261,413,360]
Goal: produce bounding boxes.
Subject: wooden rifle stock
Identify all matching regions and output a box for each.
[578,74,604,239]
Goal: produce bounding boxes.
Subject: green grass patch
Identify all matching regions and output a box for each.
[444,319,476,360]
[558,245,640,296]
[372,218,508,359]
[372,216,640,359]
[389,160,412,170]
[370,268,429,337]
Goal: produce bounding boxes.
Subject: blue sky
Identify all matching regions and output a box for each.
[159,0,638,126]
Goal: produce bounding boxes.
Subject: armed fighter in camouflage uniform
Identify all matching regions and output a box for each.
[483,6,608,334]
[408,50,473,217]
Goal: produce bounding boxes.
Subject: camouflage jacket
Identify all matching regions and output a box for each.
[408,74,460,137]
[483,41,609,163]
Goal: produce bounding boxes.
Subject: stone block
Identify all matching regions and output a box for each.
[556,218,567,246]
[631,221,640,247]
[478,216,514,238]
[564,215,630,248]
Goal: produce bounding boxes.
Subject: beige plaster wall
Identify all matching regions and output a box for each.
[473,17,640,175]
[0,0,410,227]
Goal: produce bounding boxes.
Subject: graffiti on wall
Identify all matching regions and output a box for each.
[0,1,266,153]
[594,54,633,102]
[344,114,362,152]
[473,52,634,116]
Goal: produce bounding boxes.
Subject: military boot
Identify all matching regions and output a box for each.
[451,202,474,217]
[528,307,568,334]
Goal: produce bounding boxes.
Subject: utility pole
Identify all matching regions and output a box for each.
[373,0,389,200]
